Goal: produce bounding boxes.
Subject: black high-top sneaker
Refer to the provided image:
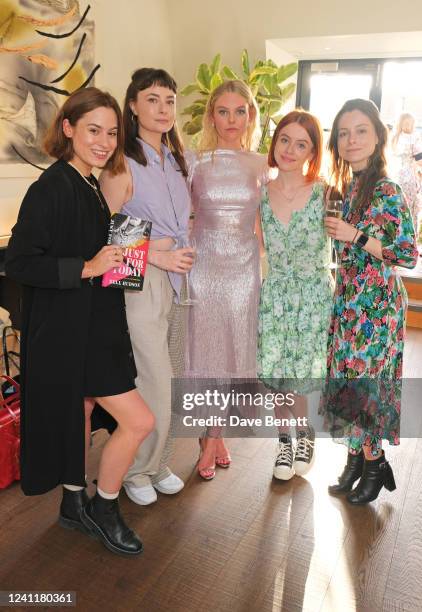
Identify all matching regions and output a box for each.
[293,426,315,476]
[273,434,294,480]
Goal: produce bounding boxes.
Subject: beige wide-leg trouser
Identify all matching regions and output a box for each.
[124,264,184,488]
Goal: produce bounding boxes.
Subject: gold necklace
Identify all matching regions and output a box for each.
[276,182,307,202]
[67,161,105,209]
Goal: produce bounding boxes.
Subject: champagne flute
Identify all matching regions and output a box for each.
[177,236,197,306]
[325,200,343,270]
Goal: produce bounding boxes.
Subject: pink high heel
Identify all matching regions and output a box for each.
[198,438,216,480]
[215,438,231,468]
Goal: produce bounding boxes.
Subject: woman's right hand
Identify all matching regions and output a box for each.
[81,245,124,278]
[149,247,195,273]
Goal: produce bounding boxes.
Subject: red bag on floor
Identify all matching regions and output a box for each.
[0,375,20,489]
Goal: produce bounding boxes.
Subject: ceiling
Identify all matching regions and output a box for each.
[268,32,422,60]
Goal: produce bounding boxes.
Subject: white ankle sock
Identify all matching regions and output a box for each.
[97,486,119,500]
[63,484,84,492]
[63,474,87,492]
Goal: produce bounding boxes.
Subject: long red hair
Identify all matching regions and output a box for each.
[268,109,323,181]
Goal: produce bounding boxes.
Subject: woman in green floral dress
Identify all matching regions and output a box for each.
[323,99,418,505]
[258,110,334,481]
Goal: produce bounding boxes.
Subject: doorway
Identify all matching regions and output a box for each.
[296,58,422,129]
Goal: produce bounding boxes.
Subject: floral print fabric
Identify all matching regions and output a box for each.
[321,177,418,453]
[258,182,334,392]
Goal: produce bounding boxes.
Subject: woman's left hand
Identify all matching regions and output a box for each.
[324,217,357,242]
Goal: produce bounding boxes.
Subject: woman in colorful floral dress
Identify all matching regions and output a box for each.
[258,110,334,481]
[323,99,418,505]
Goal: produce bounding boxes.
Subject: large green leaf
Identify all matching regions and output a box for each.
[222,65,239,80]
[180,83,200,96]
[268,100,283,115]
[277,62,298,83]
[241,49,250,76]
[210,53,221,76]
[266,75,282,96]
[210,73,223,90]
[181,102,207,117]
[257,93,286,103]
[249,65,277,81]
[278,82,296,104]
[183,115,204,136]
[196,63,211,91]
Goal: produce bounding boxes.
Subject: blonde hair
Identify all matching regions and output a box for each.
[198,80,261,152]
[392,112,415,149]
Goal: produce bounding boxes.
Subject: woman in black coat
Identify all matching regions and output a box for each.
[5,87,155,556]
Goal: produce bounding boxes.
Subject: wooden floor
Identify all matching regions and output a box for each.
[1,330,422,612]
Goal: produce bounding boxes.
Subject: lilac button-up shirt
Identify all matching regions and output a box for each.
[122,140,191,300]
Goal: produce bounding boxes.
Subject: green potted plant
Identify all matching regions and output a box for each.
[180,49,298,152]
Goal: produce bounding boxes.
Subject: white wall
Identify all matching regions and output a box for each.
[3,0,422,235]
[0,0,172,236]
[167,0,422,91]
[91,0,173,102]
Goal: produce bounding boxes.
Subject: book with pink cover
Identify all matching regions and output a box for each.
[102,213,152,290]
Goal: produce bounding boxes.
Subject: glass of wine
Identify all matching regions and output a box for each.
[325,200,343,270]
[177,235,197,306]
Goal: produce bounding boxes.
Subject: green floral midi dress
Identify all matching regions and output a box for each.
[320,176,418,454]
[258,181,334,390]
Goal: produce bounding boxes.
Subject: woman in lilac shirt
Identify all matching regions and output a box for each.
[100,68,192,506]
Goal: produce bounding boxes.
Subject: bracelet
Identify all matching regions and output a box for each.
[356,233,369,248]
[352,229,360,243]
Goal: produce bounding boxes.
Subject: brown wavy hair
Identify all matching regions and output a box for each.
[122,67,187,177]
[43,87,125,174]
[328,98,388,216]
[268,109,323,181]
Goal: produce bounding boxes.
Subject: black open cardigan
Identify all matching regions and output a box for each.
[6,160,121,495]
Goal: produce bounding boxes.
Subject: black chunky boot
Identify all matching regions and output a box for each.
[58,488,89,533]
[80,492,143,556]
[347,452,396,505]
[328,451,364,495]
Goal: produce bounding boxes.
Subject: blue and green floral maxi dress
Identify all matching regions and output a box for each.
[320,177,418,454]
[258,181,334,391]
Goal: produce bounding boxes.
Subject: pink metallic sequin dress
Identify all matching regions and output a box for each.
[185,149,267,378]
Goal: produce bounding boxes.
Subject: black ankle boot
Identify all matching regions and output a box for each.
[347,452,396,505]
[80,492,143,556]
[58,488,89,533]
[328,451,364,495]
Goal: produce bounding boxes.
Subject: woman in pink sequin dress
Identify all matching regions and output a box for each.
[185,80,267,479]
